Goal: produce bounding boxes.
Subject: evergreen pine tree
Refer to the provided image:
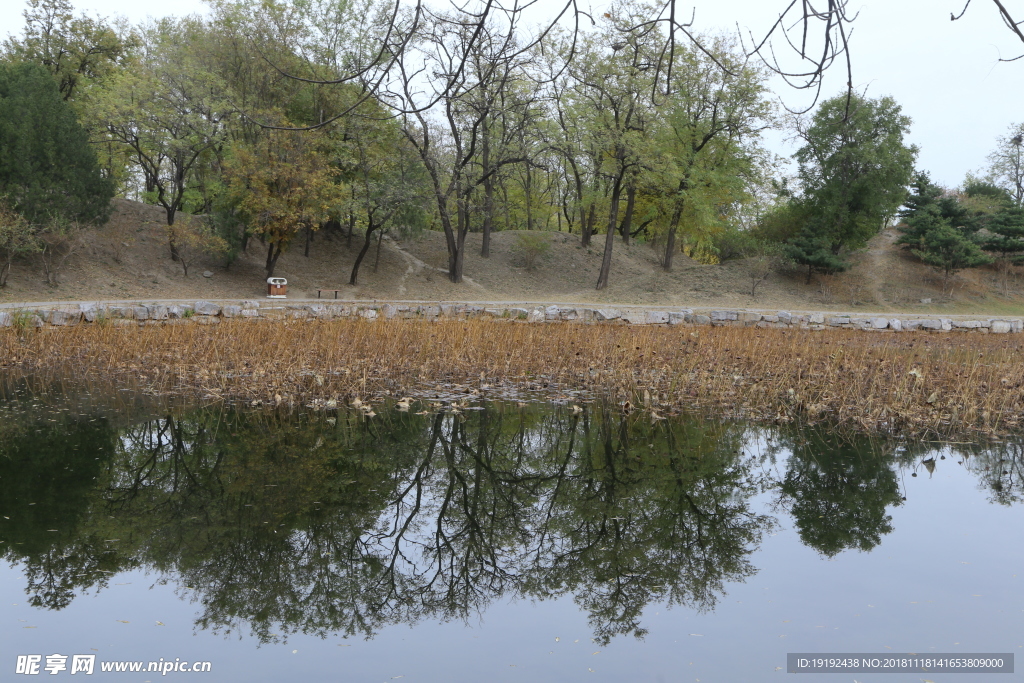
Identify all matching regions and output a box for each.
[912,221,992,293]
[0,61,113,225]
[784,228,848,284]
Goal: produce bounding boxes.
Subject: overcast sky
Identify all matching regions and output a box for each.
[2,0,1021,189]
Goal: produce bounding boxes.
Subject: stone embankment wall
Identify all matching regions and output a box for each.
[0,301,1022,334]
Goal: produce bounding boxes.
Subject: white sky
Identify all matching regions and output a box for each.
[2,0,1022,189]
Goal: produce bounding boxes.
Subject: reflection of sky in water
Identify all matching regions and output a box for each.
[1,406,1022,682]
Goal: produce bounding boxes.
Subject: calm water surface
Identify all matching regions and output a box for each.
[0,381,1022,682]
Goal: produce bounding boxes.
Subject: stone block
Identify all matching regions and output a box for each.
[49,307,82,326]
[560,308,578,321]
[241,309,260,318]
[545,305,561,320]
[889,319,903,331]
[643,311,668,325]
[241,300,260,310]
[739,312,762,323]
[809,312,825,324]
[222,305,242,318]
[79,303,100,322]
[132,306,150,321]
[194,301,221,316]
[0,311,11,327]
[147,304,169,320]
[527,308,545,323]
[1012,320,1023,333]
[826,316,851,326]
[360,308,378,320]
[509,307,530,319]
[668,311,688,325]
[710,310,738,321]
[108,306,134,319]
[594,309,621,321]
[991,320,1011,333]
[382,304,398,319]
[690,314,711,325]
[439,304,455,317]
[952,320,983,329]
[420,305,441,317]
[193,316,221,325]
[870,317,889,329]
[624,311,646,324]
[777,310,793,324]
[918,319,943,330]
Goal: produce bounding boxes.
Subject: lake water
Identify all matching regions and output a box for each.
[0,381,1022,682]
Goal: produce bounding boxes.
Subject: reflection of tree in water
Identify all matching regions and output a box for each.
[0,401,771,644]
[774,431,904,557]
[947,441,1024,505]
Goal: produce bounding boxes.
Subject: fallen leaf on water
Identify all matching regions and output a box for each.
[155,621,164,626]
[688,633,703,637]
[555,637,560,642]
[23,626,36,629]
[116,620,130,624]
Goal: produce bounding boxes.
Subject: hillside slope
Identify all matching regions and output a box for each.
[1,198,1022,314]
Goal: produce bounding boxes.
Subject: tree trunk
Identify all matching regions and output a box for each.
[596,173,625,290]
[373,229,384,272]
[664,201,684,270]
[349,223,376,285]
[664,180,688,270]
[450,196,469,283]
[618,184,636,245]
[481,120,493,258]
[582,203,595,248]
[525,164,534,231]
[265,242,282,278]
[304,224,312,257]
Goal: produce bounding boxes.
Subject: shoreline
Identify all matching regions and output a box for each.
[0,298,1022,334]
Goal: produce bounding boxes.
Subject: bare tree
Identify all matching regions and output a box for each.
[384,10,535,283]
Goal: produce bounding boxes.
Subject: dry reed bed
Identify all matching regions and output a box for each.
[2,319,1024,436]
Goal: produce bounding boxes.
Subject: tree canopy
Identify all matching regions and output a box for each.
[0,60,113,225]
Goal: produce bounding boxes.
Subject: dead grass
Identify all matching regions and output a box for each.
[2,319,1024,437]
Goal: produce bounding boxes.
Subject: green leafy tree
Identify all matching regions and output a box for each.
[0,61,113,225]
[93,17,231,260]
[1,0,137,104]
[794,93,917,254]
[224,126,340,277]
